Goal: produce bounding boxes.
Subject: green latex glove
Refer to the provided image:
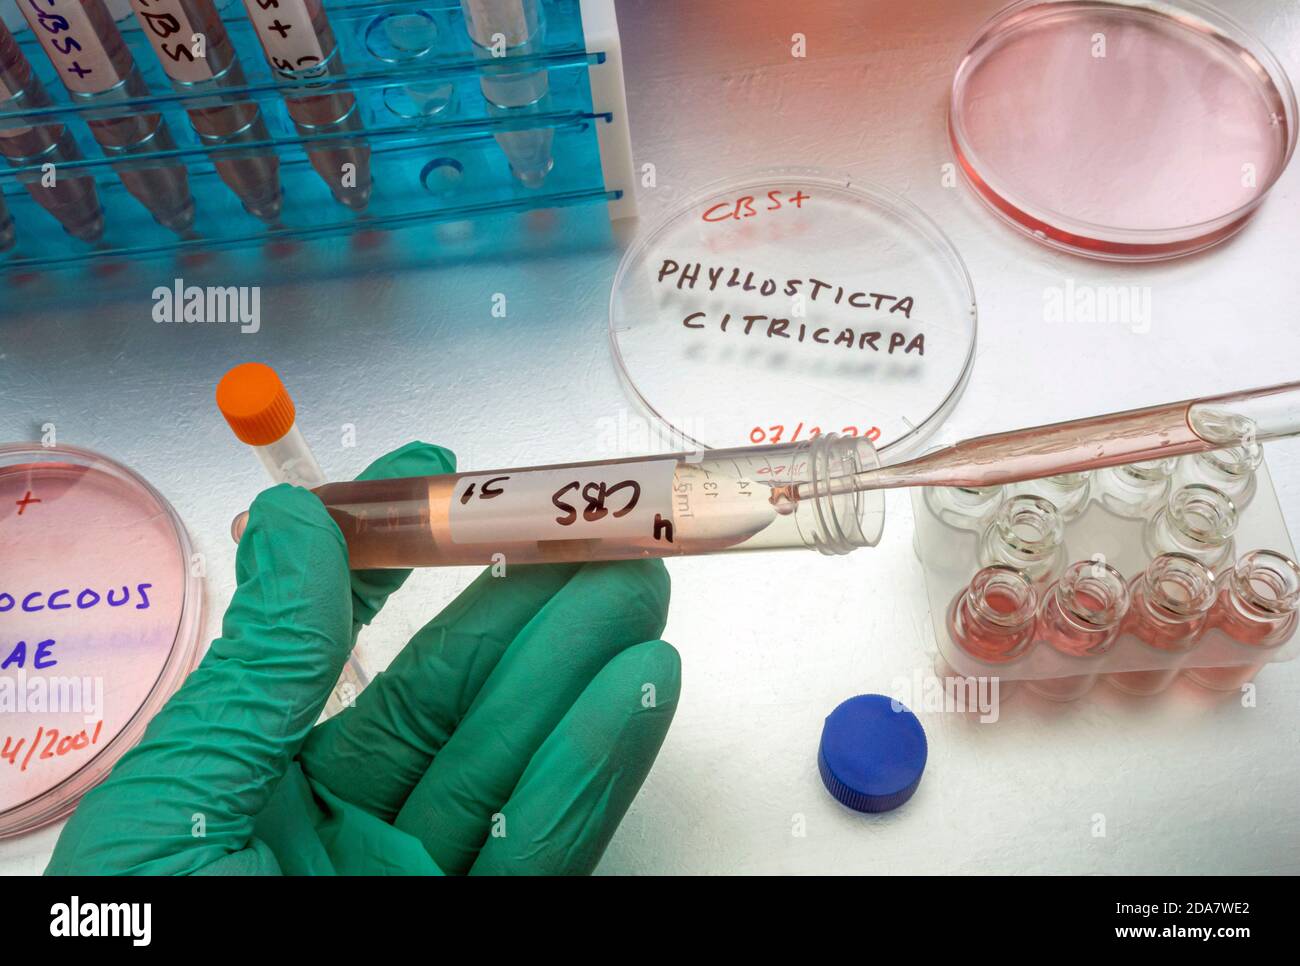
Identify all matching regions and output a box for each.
[46,442,680,876]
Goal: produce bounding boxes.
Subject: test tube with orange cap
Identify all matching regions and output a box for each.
[217,362,368,716]
[217,362,323,488]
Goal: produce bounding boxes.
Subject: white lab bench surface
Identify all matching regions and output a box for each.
[2,0,1299,874]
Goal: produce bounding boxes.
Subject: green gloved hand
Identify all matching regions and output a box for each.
[46,442,680,876]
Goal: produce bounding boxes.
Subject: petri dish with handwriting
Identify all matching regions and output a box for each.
[950,0,1297,261]
[0,444,204,839]
[609,169,977,457]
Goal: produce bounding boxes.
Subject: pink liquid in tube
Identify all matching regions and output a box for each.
[948,566,1039,665]
[1107,553,1215,696]
[1030,560,1130,702]
[951,0,1297,260]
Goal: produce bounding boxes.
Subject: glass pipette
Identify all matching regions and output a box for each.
[781,381,1300,502]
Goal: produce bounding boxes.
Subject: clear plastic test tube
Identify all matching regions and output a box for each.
[18,0,196,233]
[0,19,105,241]
[217,362,368,718]
[128,0,283,221]
[240,0,371,209]
[461,0,554,187]
[234,433,887,568]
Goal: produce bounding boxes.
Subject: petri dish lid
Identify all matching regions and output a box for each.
[0,444,204,839]
[951,0,1298,261]
[609,169,977,457]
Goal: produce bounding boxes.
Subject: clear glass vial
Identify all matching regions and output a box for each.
[946,565,1038,700]
[1094,458,1176,519]
[1011,472,1092,521]
[978,494,1067,586]
[1174,443,1262,510]
[1142,484,1238,576]
[1107,553,1216,696]
[1186,550,1300,691]
[948,565,1039,663]
[1030,559,1131,702]
[924,483,1005,532]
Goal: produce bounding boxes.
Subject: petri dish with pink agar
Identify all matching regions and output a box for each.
[950,0,1297,260]
[0,444,204,838]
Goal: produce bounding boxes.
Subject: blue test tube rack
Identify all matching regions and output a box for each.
[0,0,634,278]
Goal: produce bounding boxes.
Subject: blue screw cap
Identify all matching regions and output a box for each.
[818,694,928,813]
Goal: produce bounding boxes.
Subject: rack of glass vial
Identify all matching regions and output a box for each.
[0,0,629,271]
[914,444,1299,701]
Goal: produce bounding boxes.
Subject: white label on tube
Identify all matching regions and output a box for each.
[449,460,678,546]
[19,0,122,95]
[129,0,216,84]
[241,0,327,78]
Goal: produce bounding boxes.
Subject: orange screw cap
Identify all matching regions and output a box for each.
[216,362,296,446]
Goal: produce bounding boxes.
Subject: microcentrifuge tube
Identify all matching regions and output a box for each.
[19,0,196,233]
[241,0,372,209]
[0,20,105,242]
[1185,550,1300,692]
[1094,458,1176,520]
[977,494,1067,586]
[1029,559,1130,702]
[1142,484,1238,577]
[461,0,554,187]
[1107,553,1215,696]
[129,0,283,222]
[217,362,369,717]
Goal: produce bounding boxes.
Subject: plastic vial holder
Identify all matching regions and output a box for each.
[912,449,1299,700]
[0,444,204,838]
[0,0,634,279]
[609,169,977,458]
[950,0,1297,261]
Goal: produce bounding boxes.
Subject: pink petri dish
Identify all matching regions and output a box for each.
[0,444,204,838]
[951,0,1297,260]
